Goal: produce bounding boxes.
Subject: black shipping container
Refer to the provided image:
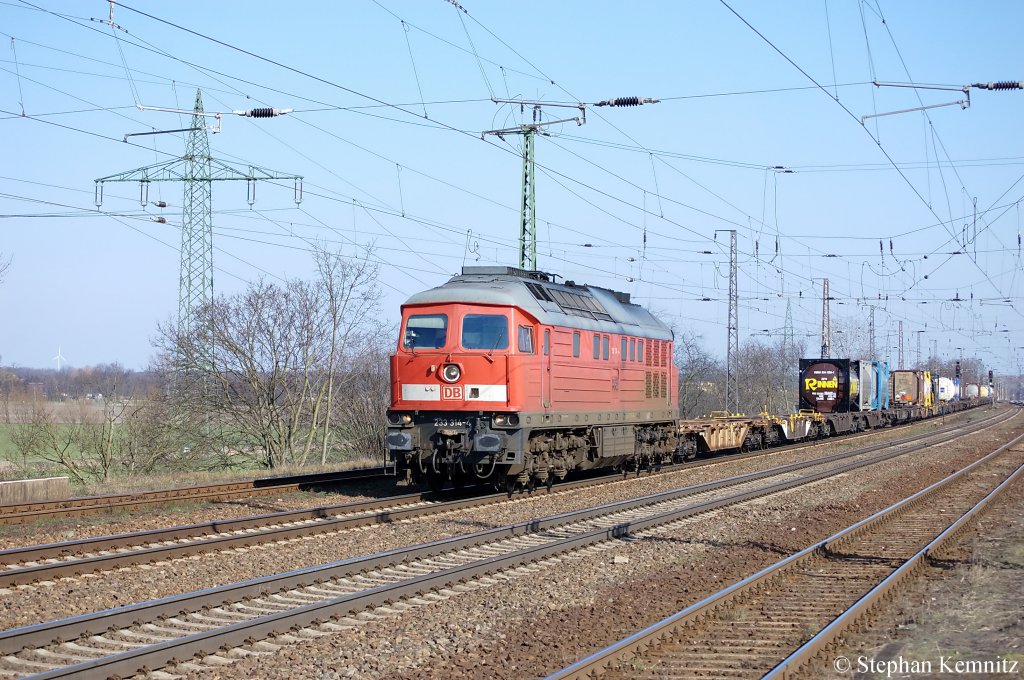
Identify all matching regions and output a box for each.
[799,358,851,413]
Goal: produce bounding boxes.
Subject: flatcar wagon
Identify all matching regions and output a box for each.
[386,266,679,493]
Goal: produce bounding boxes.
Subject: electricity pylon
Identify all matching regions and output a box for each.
[95,89,302,338]
[784,298,796,408]
[716,229,739,413]
[820,278,831,358]
[483,100,585,270]
[482,96,658,270]
[726,230,738,413]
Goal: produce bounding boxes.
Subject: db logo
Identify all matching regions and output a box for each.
[441,385,464,400]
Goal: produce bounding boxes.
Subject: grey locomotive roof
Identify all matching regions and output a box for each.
[402,266,674,340]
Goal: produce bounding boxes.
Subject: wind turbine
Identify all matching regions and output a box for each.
[53,346,66,371]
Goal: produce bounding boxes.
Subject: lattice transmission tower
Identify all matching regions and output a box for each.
[483,100,585,270]
[898,320,904,369]
[96,90,303,337]
[715,229,739,413]
[784,298,796,407]
[820,278,831,358]
[482,96,657,270]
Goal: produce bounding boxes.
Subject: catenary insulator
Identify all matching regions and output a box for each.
[234,107,294,118]
[973,81,1024,90]
[594,97,660,107]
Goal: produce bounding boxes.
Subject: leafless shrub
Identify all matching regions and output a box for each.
[154,248,385,470]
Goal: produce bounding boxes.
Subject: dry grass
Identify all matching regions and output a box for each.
[77,455,384,497]
[839,490,1024,673]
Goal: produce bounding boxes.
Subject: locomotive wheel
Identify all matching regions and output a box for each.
[505,475,516,498]
[546,474,554,492]
[427,472,444,494]
[526,475,536,495]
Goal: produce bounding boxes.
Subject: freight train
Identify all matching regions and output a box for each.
[386,266,988,493]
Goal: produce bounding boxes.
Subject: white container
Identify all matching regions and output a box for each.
[965,383,980,399]
[937,377,956,402]
[858,361,878,411]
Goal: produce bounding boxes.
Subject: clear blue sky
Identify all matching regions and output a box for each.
[2,1,1023,374]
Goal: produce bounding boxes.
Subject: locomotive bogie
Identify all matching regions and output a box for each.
[388,407,682,490]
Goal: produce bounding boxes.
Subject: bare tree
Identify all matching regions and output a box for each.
[310,247,382,465]
[675,331,724,417]
[0,363,21,425]
[75,368,131,481]
[330,329,392,463]
[736,338,790,415]
[156,251,384,469]
[829,315,872,360]
[10,398,89,484]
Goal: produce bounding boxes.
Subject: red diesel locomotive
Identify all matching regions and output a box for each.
[386,266,679,493]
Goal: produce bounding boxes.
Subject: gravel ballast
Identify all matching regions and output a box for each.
[0,407,1015,679]
[182,408,1023,678]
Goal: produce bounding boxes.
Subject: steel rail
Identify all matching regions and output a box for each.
[0,408,1007,588]
[0,405,992,525]
[764,438,1024,678]
[3,410,1015,679]
[545,419,1024,680]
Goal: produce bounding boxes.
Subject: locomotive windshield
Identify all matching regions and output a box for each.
[462,314,509,350]
[403,314,447,349]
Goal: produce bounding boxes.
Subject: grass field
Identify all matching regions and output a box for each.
[0,424,20,465]
[0,419,383,496]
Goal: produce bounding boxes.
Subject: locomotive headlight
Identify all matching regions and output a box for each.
[441,363,461,383]
[387,412,413,426]
[492,414,520,428]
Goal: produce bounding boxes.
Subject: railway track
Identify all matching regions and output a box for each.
[0,466,391,525]
[0,409,1015,679]
[0,409,1007,589]
[547,424,1024,679]
[0,407,990,527]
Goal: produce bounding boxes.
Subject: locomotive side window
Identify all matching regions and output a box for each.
[630,338,636,361]
[602,335,609,360]
[518,325,535,354]
[637,339,644,362]
[593,334,600,360]
[573,331,580,357]
[543,329,550,356]
[621,338,627,361]
[462,314,509,350]
[403,314,448,349]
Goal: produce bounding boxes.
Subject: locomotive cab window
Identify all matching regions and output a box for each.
[403,314,447,349]
[462,314,509,350]
[518,325,535,354]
